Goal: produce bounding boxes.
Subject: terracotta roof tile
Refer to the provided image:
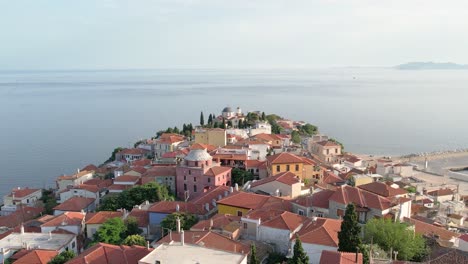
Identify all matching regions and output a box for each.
[266,153,304,164]
[67,242,152,264]
[319,250,363,264]
[7,188,41,198]
[57,170,93,181]
[250,171,300,188]
[148,201,203,215]
[13,249,58,264]
[261,211,307,231]
[41,212,85,227]
[427,188,455,197]
[296,218,342,247]
[316,140,340,147]
[403,217,460,240]
[128,209,149,227]
[114,175,140,183]
[204,166,232,177]
[293,189,335,209]
[53,197,95,212]
[119,148,149,155]
[330,186,393,211]
[190,214,241,231]
[0,207,44,229]
[157,231,250,254]
[358,182,407,198]
[217,192,291,211]
[85,211,124,224]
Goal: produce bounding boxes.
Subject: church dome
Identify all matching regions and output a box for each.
[222,106,233,113]
[185,149,212,162]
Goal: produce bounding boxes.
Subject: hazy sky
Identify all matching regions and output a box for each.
[1,0,468,69]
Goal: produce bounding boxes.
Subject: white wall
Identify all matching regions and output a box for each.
[60,189,99,205]
[297,242,337,264]
[258,226,292,254]
[42,225,81,235]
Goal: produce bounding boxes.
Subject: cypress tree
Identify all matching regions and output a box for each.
[200,111,204,126]
[208,114,213,126]
[338,203,362,253]
[262,111,266,121]
[290,236,309,264]
[250,243,259,264]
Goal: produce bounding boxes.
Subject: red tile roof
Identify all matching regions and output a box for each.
[212,153,247,161]
[403,217,460,240]
[83,179,113,189]
[245,160,263,168]
[108,184,133,191]
[266,152,304,164]
[131,159,152,167]
[319,250,363,264]
[261,211,307,231]
[67,242,152,264]
[250,171,300,188]
[0,206,44,228]
[148,201,203,215]
[75,184,100,193]
[295,217,342,247]
[41,212,85,227]
[119,148,149,155]
[293,189,335,209]
[13,249,58,264]
[191,143,217,151]
[82,164,99,172]
[157,134,185,144]
[126,166,147,175]
[330,186,393,211]
[57,170,93,180]
[358,182,407,198]
[316,141,340,147]
[53,197,95,212]
[128,209,149,227]
[217,192,291,211]
[190,214,241,231]
[427,188,455,197]
[8,188,41,198]
[191,186,234,212]
[114,175,140,183]
[323,171,344,184]
[156,231,250,254]
[204,166,232,177]
[85,211,124,225]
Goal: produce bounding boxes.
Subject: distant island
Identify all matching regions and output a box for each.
[396,61,468,70]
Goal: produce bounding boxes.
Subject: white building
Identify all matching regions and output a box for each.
[249,121,272,136]
[56,170,94,191]
[59,185,101,206]
[1,188,42,216]
[0,229,77,262]
[139,241,248,264]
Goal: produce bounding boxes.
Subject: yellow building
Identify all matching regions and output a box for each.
[266,152,305,179]
[217,192,280,217]
[194,128,227,147]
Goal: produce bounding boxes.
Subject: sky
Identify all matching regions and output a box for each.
[1,0,468,70]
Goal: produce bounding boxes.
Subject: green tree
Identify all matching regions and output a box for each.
[227,120,233,128]
[338,203,362,253]
[124,216,143,237]
[93,217,126,245]
[208,114,213,126]
[348,176,356,187]
[406,186,417,193]
[105,147,124,163]
[231,168,254,186]
[48,250,76,264]
[291,131,301,144]
[250,243,260,264]
[161,212,199,231]
[261,112,266,121]
[363,219,428,261]
[200,111,205,126]
[299,123,318,136]
[266,252,286,264]
[290,236,309,264]
[122,234,147,247]
[41,189,58,215]
[173,126,180,134]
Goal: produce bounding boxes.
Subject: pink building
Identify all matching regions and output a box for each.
[176,148,232,200]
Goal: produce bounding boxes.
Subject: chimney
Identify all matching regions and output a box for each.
[235,183,239,191]
[146,240,150,250]
[49,231,52,240]
[176,217,181,233]
[20,224,24,235]
[181,229,185,246]
[229,187,234,193]
[224,191,228,197]
[209,219,214,230]
[205,203,210,212]
[176,204,180,212]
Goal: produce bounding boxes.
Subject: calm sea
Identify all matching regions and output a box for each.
[1,68,468,198]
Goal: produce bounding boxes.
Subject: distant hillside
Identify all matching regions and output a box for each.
[396,62,468,70]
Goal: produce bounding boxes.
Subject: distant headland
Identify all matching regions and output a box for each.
[396,61,468,70]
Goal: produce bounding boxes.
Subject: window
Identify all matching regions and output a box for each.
[286,165,290,171]
[326,149,330,155]
[223,175,225,179]
[237,211,243,216]
[243,223,248,229]
[72,241,76,248]
[194,185,197,193]
[335,148,338,154]
[316,212,324,217]
[295,164,299,171]
[184,176,186,181]
[184,184,187,191]
[194,177,197,182]
[298,209,305,216]
[195,161,199,166]
[208,178,211,183]
[189,170,191,175]
[276,165,280,172]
